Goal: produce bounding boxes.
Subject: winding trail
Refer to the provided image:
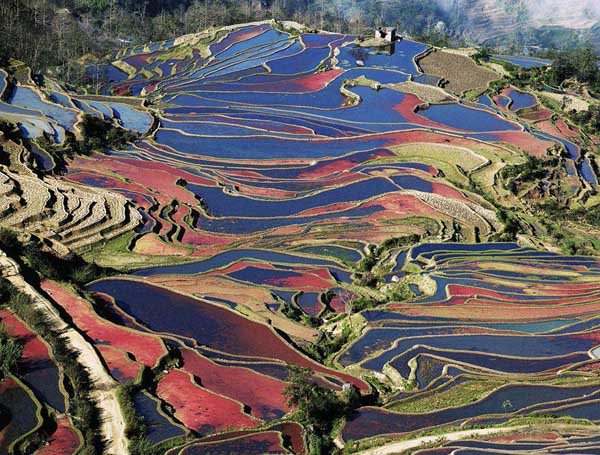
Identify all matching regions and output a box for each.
[0,250,129,455]
[355,426,527,455]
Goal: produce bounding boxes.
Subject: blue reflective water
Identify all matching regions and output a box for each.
[508,90,537,111]
[190,177,397,217]
[362,333,595,372]
[108,103,152,133]
[194,205,382,234]
[134,249,340,276]
[8,86,77,129]
[133,391,186,444]
[336,40,428,74]
[418,103,518,132]
[492,55,552,68]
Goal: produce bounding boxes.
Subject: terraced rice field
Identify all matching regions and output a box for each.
[1,19,600,454]
[492,55,553,69]
[340,243,600,443]
[0,310,80,455]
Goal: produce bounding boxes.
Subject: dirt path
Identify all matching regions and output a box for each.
[0,252,129,455]
[355,426,527,455]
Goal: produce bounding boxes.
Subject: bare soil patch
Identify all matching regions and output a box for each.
[419,50,499,95]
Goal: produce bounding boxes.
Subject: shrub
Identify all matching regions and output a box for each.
[34,114,140,174]
[0,324,22,379]
[283,365,344,453]
[0,227,20,253]
[116,383,164,455]
[500,155,558,193]
[304,323,354,362]
[12,236,112,284]
[472,46,491,63]
[0,275,103,454]
[79,114,139,154]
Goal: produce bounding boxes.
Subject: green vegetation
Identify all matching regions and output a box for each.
[35,114,139,174]
[505,415,594,427]
[304,322,355,362]
[500,156,559,194]
[0,323,22,380]
[78,114,140,152]
[572,104,600,134]
[0,275,103,455]
[472,46,492,63]
[538,200,600,233]
[390,379,505,414]
[117,383,163,455]
[284,365,359,454]
[503,46,600,133]
[548,47,599,88]
[355,234,420,287]
[284,365,343,425]
[0,227,114,287]
[506,46,599,92]
[539,94,562,112]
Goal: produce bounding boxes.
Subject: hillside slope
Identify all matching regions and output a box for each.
[437,0,600,42]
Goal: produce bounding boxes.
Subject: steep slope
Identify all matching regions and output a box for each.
[437,0,600,42]
[527,0,600,29]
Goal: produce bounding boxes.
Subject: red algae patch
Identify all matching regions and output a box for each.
[0,310,49,364]
[97,345,143,382]
[180,347,290,420]
[156,369,260,434]
[36,417,81,455]
[41,280,167,368]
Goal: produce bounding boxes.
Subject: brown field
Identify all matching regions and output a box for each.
[418,50,499,95]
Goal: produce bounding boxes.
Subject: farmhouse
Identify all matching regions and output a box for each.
[375,26,397,42]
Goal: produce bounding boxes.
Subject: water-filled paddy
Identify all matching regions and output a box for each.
[17,22,595,449]
[108,103,153,133]
[343,383,600,440]
[362,333,596,372]
[392,349,589,375]
[134,249,340,276]
[133,391,186,444]
[0,378,41,455]
[336,40,428,74]
[8,86,77,129]
[190,177,398,217]
[86,279,367,392]
[417,103,518,132]
[193,204,381,235]
[505,89,537,111]
[492,55,553,69]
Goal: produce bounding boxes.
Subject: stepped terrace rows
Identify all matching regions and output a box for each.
[338,243,600,443]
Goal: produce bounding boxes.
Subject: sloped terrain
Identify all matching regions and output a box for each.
[0,19,599,455]
[0,161,141,249]
[438,0,600,42]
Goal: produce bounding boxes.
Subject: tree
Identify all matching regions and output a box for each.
[0,326,22,380]
[549,47,599,87]
[283,365,346,454]
[550,54,576,86]
[574,47,598,84]
[341,290,357,324]
[473,46,491,62]
[283,365,342,427]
